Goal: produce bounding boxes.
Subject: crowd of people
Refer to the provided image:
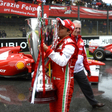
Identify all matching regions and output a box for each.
[50,0,112,10]
[14,0,112,10]
[42,0,112,10]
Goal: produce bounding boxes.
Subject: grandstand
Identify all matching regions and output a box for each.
[0,16,29,37]
[0,16,111,37]
[0,0,112,37]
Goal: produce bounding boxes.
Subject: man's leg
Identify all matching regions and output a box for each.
[74,70,98,105]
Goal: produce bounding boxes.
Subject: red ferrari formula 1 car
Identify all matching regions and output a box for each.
[89,40,112,61]
[0,45,105,84]
[85,59,105,83]
[0,46,35,79]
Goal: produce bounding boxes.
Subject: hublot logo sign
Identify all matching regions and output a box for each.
[0,38,29,52]
[0,42,27,49]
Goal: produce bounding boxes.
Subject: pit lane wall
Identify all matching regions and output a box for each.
[0,36,112,52]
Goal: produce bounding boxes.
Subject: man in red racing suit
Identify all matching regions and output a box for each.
[43,18,78,112]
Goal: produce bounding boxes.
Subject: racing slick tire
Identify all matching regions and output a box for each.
[93,48,106,61]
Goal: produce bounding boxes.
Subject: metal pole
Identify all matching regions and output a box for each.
[110,22,111,34]
[107,6,109,35]
[78,4,80,20]
[97,21,98,35]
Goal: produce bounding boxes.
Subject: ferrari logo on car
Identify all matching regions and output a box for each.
[16,62,25,70]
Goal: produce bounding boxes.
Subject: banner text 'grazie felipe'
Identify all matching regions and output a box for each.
[0,1,37,12]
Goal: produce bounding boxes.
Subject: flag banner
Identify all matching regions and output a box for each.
[0,0,41,17]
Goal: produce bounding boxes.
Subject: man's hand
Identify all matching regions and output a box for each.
[43,43,48,51]
[87,70,91,77]
[38,43,48,52]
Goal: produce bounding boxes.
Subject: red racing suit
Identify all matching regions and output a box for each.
[45,36,78,112]
[73,35,90,73]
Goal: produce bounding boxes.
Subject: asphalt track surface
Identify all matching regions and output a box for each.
[0,59,112,112]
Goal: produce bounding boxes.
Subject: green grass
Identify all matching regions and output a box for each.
[24,50,93,58]
[86,50,93,58]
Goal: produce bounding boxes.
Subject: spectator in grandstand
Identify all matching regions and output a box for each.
[20,27,26,37]
[44,27,50,45]
[44,27,53,46]
[1,30,7,38]
[70,0,75,5]
[52,0,56,4]
[84,2,88,7]
[65,0,70,6]
[87,2,92,8]
[55,0,62,4]
[88,21,93,33]
[22,28,26,37]
[46,0,52,5]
